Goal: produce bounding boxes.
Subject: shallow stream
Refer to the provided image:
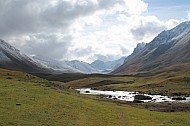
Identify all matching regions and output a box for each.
[76,88,190,103]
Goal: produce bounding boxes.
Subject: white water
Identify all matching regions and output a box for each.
[76,88,190,103]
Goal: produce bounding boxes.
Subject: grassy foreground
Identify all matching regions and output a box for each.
[0,69,190,126]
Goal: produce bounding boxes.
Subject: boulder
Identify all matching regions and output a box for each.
[108,95,112,98]
[113,97,117,100]
[16,103,21,106]
[85,91,90,93]
[134,95,152,100]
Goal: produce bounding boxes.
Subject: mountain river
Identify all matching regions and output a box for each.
[76,88,190,103]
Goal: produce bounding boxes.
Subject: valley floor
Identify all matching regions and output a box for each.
[0,69,190,126]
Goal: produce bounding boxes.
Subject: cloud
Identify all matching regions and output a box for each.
[94,54,122,62]
[8,33,72,60]
[0,0,149,34]
[120,46,129,54]
[123,0,148,15]
[130,16,167,41]
[187,11,190,20]
[165,19,180,29]
[0,0,143,36]
[70,46,94,57]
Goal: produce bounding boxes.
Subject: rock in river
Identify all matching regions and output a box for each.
[134,95,152,100]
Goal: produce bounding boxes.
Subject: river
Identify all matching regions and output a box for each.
[76,88,190,103]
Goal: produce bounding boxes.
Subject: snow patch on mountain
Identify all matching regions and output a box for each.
[66,60,100,74]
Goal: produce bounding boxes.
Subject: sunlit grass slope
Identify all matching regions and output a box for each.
[0,68,190,126]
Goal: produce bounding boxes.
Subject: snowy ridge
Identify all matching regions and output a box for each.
[0,39,54,73]
[0,39,20,63]
[32,55,101,74]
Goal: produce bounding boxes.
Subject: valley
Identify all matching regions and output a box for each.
[0,68,190,126]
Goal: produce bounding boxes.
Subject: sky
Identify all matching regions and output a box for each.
[0,0,190,63]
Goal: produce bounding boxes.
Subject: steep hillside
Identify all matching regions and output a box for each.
[112,21,190,75]
[0,39,53,73]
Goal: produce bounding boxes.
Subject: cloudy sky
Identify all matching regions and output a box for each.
[0,0,190,62]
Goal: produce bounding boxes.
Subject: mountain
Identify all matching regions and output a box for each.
[32,55,126,74]
[32,56,100,74]
[91,57,126,73]
[0,39,53,73]
[31,55,81,73]
[112,21,190,75]
[65,60,100,74]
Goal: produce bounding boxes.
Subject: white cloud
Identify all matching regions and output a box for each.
[117,14,128,22]
[123,0,148,15]
[165,19,180,29]
[187,11,190,20]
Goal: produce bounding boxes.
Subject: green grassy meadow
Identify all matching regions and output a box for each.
[0,68,190,126]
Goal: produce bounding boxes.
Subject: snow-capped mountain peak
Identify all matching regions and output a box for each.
[0,39,19,52]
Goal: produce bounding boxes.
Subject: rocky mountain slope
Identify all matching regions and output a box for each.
[112,21,190,75]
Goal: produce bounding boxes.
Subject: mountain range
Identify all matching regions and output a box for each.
[112,21,190,75]
[31,55,125,74]
[0,39,125,74]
